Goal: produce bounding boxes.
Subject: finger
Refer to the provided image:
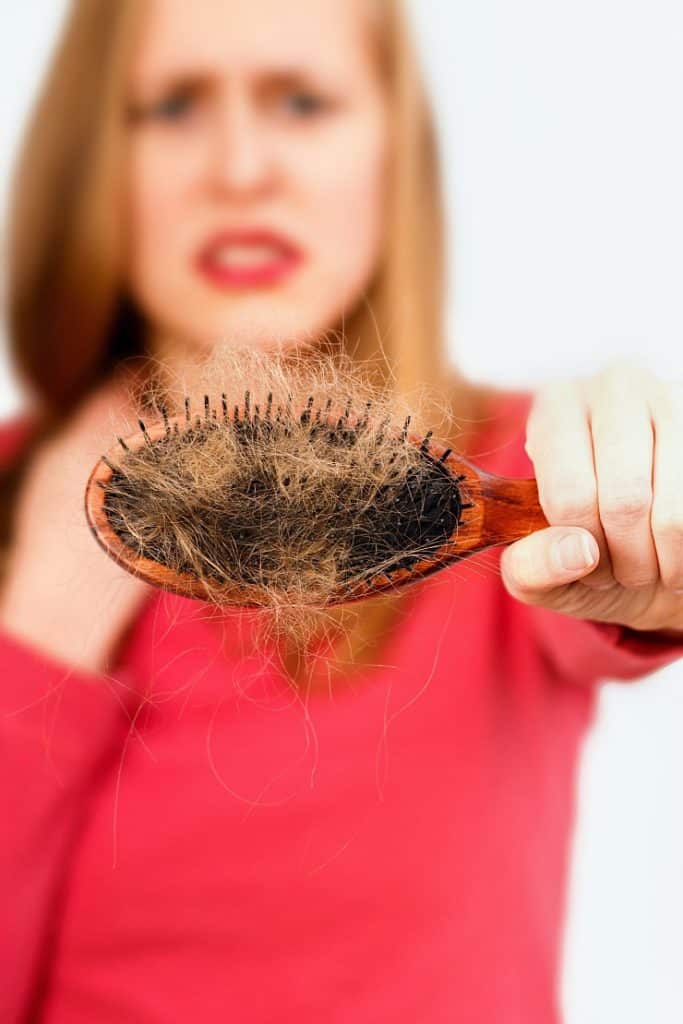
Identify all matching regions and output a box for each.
[525,380,614,589]
[500,526,600,606]
[588,368,659,588]
[651,378,683,593]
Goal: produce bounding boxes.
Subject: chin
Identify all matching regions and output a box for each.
[175,308,328,354]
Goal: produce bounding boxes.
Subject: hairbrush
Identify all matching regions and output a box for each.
[84,388,549,610]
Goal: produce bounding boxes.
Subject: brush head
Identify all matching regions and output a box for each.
[86,390,472,610]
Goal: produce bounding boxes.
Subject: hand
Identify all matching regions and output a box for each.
[499,360,683,635]
[0,366,155,674]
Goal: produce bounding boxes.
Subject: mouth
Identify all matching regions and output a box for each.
[195,229,303,289]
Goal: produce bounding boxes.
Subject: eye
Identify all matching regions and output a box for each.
[130,89,196,124]
[151,90,194,120]
[280,90,328,117]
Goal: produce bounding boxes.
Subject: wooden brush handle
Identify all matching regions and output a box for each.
[440,448,550,553]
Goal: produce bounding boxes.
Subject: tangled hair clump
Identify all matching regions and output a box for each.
[103,341,462,645]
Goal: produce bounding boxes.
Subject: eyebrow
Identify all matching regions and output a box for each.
[130,64,333,100]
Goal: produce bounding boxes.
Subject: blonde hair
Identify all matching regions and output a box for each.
[3,0,494,688]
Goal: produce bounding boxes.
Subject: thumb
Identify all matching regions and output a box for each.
[499,527,600,606]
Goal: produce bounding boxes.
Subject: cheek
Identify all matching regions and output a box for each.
[296,117,388,291]
[125,140,195,287]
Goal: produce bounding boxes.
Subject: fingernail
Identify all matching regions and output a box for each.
[555,533,597,572]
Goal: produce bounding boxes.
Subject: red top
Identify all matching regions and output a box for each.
[2,390,682,1023]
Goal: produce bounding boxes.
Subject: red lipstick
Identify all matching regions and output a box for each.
[195,229,303,289]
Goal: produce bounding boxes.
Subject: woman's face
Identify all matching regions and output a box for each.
[124,0,389,354]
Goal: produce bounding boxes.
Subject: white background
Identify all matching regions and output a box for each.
[2,3,682,1021]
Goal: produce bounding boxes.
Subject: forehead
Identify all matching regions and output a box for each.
[131,0,375,82]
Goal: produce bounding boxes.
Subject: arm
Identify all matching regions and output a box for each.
[527,604,683,688]
[0,628,137,1021]
[0,377,152,1018]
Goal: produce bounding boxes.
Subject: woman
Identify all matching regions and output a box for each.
[1,1,681,1021]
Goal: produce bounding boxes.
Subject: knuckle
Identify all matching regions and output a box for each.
[599,482,652,523]
[651,506,683,538]
[544,485,596,523]
[529,380,575,417]
[662,571,683,592]
[599,356,643,381]
[613,566,658,589]
[589,360,658,406]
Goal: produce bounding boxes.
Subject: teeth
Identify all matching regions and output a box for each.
[211,244,282,267]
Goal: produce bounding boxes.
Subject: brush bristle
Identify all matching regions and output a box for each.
[100,343,466,642]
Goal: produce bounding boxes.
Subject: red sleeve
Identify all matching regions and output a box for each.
[529,603,683,687]
[0,626,136,1021]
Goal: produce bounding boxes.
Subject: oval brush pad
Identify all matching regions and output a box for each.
[85,387,547,610]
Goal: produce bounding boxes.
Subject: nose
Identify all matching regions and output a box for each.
[207,90,276,199]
